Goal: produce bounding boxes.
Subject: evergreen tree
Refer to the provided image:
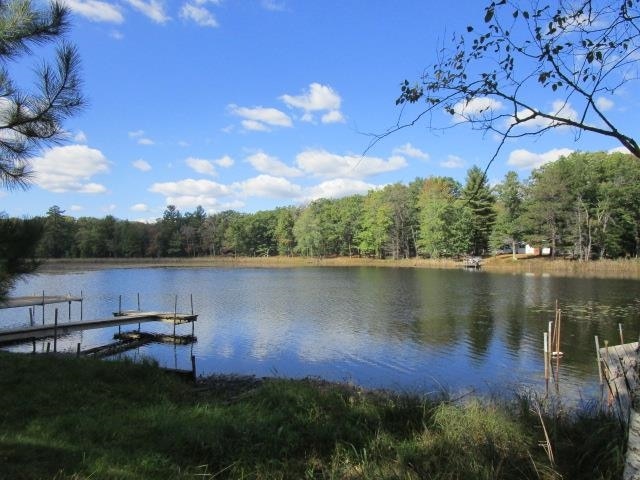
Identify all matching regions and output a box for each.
[491,171,524,259]
[462,166,496,256]
[0,1,83,299]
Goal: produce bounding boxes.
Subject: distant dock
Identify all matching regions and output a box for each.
[462,257,482,269]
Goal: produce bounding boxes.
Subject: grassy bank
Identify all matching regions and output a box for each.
[39,255,640,278]
[0,353,625,479]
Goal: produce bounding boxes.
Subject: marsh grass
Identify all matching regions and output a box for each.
[40,256,640,279]
[0,353,626,479]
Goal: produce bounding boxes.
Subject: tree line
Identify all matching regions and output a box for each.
[7,151,640,261]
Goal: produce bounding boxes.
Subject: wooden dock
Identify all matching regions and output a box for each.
[462,257,482,269]
[0,295,83,309]
[599,341,640,479]
[0,311,197,345]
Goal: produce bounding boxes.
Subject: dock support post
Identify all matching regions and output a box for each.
[118,295,122,315]
[595,335,603,384]
[173,295,178,338]
[68,299,71,320]
[32,338,36,354]
[137,292,140,311]
[46,342,50,353]
[76,343,81,357]
[190,294,194,315]
[42,290,45,324]
[619,323,624,345]
[191,355,196,380]
[29,307,34,326]
[80,291,83,321]
[53,308,58,353]
[544,331,549,376]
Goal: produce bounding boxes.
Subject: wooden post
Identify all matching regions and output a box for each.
[53,308,58,353]
[190,294,194,315]
[191,355,196,379]
[137,292,141,311]
[46,342,50,353]
[173,295,178,337]
[76,343,81,356]
[42,290,45,324]
[80,291,83,321]
[68,299,71,320]
[595,335,603,384]
[544,332,549,380]
[619,323,624,344]
[118,295,122,315]
[32,338,36,354]
[29,307,34,326]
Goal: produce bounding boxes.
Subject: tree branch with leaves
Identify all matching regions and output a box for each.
[379,0,639,163]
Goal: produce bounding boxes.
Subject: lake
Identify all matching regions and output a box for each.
[2,266,639,399]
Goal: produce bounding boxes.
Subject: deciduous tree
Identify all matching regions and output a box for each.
[389,0,639,162]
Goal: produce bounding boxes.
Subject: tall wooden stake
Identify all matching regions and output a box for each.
[595,335,603,385]
[53,308,58,353]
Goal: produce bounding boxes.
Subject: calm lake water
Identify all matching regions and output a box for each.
[2,266,639,399]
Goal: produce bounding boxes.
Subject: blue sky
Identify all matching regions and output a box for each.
[3,0,638,221]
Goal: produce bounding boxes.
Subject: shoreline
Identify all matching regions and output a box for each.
[37,255,640,279]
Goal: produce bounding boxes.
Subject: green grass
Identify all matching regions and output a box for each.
[0,352,626,479]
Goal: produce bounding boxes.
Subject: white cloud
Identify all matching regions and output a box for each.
[180,3,218,27]
[235,175,303,199]
[393,143,429,160]
[229,104,292,131]
[186,157,217,176]
[507,148,574,169]
[149,178,231,210]
[69,205,84,212]
[295,149,407,179]
[596,96,614,111]
[31,145,110,193]
[215,155,234,167]
[246,151,302,177]
[128,130,154,145]
[321,110,345,124]
[452,97,503,121]
[81,183,108,194]
[102,204,117,213]
[608,146,632,154]
[124,0,170,23]
[62,0,124,23]
[261,0,285,11]
[305,179,376,200]
[280,83,344,123]
[440,155,465,169]
[241,119,270,132]
[130,203,149,212]
[132,159,152,171]
[110,30,124,40]
[73,130,88,143]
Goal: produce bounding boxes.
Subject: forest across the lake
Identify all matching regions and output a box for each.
[5,151,640,263]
